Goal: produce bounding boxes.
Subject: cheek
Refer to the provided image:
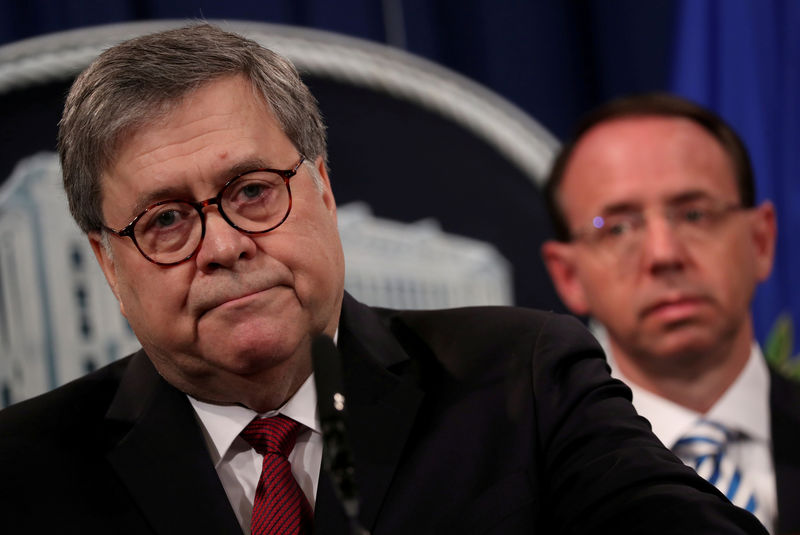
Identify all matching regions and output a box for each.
[287,235,343,296]
[280,235,343,328]
[587,287,634,319]
[115,262,193,327]
[580,263,631,301]
[578,268,640,326]
[282,205,343,280]
[710,261,757,309]
[698,242,758,300]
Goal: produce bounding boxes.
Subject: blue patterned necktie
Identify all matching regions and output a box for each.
[672,419,758,515]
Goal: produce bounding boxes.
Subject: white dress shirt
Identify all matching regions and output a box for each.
[188,374,323,534]
[592,323,777,533]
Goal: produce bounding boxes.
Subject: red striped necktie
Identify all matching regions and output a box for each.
[241,415,313,535]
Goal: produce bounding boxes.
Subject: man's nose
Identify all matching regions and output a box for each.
[194,208,257,271]
[639,214,687,274]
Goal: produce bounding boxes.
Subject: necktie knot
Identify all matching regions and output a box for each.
[672,419,760,519]
[242,414,302,458]
[672,419,733,459]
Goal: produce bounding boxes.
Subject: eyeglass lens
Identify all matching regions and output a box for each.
[583,200,742,258]
[134,170,290,264]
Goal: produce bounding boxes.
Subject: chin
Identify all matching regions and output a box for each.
[204,314,302,353]
[215,339,299,373]
[650,334,718,363]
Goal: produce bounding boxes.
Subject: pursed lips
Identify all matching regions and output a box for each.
[639,293,711,320]
[194,283,285,318]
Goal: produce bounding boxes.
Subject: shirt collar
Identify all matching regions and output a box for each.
[188,372,321,468]
[187,329,340,467]
[706,342,771,443]
[592,321,771,448]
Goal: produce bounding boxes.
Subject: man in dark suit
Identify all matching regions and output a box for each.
[542,93,800,534]
[0,25,768,534]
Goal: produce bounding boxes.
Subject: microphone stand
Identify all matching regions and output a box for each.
[312,335,370,535]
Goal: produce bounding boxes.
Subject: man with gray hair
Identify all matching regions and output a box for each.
[0,24,768,534]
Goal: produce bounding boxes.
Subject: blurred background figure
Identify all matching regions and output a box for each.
[541,92,800,535]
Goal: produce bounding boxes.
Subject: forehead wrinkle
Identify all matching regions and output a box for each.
[126,126,240,172]
[112,128,267,217]
[120,93,263,166]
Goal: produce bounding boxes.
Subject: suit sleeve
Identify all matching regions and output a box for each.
[531,313,767,534]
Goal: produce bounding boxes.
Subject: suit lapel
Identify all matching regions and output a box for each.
[106,295,425,535]
[770,369,800,535]
[314,294,424,534]
[105,351,243,535]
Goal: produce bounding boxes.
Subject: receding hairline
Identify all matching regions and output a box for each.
[544,93,755,241]
[554,113,742,225]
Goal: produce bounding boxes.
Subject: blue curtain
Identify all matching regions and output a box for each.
[670,0,800,372]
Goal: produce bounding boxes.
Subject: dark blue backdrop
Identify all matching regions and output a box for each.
[0,0,677,139]
[2,0,798,373]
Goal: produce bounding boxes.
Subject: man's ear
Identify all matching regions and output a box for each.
[541,239,591,315]
[751,200,777,283]
[314,156,337,216]
[88,231,126,317]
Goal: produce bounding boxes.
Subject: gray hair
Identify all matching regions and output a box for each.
[58,23,327,234]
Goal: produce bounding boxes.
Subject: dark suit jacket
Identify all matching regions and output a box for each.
[0,294,767,534]
[771,368,800,535]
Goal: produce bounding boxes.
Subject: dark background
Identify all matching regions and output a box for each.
[0,0,676,142]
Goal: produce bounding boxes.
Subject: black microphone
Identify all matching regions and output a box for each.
[312,334,369,535]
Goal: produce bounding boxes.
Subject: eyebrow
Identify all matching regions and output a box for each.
[596,189,720,217]
[665,190,719,205]
[596,201,642,217]
[123,157,275,219]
